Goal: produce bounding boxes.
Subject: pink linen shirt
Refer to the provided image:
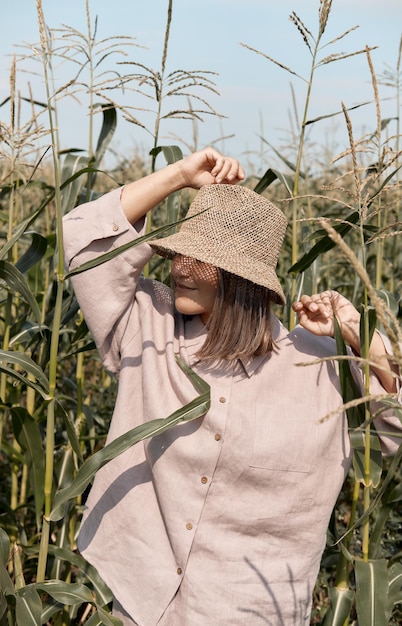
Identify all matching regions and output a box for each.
[63,188,401,626]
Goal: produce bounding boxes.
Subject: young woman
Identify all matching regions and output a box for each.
[63,148,400,625]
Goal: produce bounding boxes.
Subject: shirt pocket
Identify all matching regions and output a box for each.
[249,403,319,474]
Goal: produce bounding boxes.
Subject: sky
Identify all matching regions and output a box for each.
[1,0,401,170]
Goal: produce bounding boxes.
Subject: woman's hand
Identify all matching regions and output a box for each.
[292,290,360,344]
[292,290,398,393]
[177,147,245,189]
[121,148,245,225]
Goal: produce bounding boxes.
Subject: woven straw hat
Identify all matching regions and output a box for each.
[149,184,288,305]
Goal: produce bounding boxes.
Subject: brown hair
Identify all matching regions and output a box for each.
[196,269,276,362]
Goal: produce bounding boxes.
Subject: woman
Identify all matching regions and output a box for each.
[63,148,400,625]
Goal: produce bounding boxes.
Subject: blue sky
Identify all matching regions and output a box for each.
[1,0,401,169]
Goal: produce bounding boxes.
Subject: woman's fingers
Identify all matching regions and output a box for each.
[180,148,245,188]
[210,153,245,183]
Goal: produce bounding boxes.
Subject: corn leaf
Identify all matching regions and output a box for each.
[288,210,360,274]
[359,306,377,360]
[333,315,365,428]
[386,562,402,619]
[25,544,112,606]
[32,580,94,605]
[355,558,389,626]
[350,429,383,488]
[11,407,45,529]
[0,595,7,622]
[0,528,14,596]
[368,504,392,559]
[322,586,354,625]
[55,400,83,461]
[0,364,50,400]
[0,349,49,393]
[15,232,48,274]
[94,605,124,626]
[61,154,90,214]
[333,315,383,486]
[0,261,42,324]
[150,144,183,165]
[254,167,294,196]
[94,104,117,165]
[15,586,42,626]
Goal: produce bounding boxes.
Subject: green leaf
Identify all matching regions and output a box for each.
[338,441,402,545]
[15,232,48,274]
[350,430,383,488]
[368,504,392,560]
[355,559,389,626]
[359,306,377,362]
[58,403,83,462]
[333,316,383,487]
[50,358,210,521]
[94,104,117,165]
[305,99,373,126]
[0,349,49,395]
[0,197,52,261]
[0,528,15,597]
[61,153,90,214]
[84,613,104,626]
[15,586,42,626]
[25,545,112,606]
[0,593,8,621]
[387,562,402,618]
[322,586,354,626]
[150,145,183,165]
[0,528,10,568]
[11,408,45,529]
[40,599,64,623]
[333,316,365,429]
[95,605,124,626]
[288,210,360,274]
[0,260,42,324]
[253,167,294,196]
[0,363,50,399]
[366,162,402,203]
[33,580,94,605]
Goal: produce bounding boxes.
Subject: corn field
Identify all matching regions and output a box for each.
[0,0,401,624]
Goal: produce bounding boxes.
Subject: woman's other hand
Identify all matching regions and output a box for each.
[292,290,360,343]
[292,290,398,393]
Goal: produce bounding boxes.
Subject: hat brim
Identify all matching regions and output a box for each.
[149,233,286,306]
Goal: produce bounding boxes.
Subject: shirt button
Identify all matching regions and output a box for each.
[177,567,182,575]
[112,223,119,231]
[219,397,226,403]
[214,434,221,441]
[201,476,208,484]
[186,523,193,530]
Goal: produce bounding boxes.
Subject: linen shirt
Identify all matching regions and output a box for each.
[63,188,401,626]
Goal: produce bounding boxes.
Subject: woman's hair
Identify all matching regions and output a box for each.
[196,269,276,362]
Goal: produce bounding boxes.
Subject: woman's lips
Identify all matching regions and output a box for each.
[175,283,196,291]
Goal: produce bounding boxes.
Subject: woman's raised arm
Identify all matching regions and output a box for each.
[120,147,245,225]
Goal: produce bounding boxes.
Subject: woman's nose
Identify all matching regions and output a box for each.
[173,255,193,275]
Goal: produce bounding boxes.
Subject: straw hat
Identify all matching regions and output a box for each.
[149,183,288,305]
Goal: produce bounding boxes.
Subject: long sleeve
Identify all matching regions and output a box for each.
[63,187,154,375]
